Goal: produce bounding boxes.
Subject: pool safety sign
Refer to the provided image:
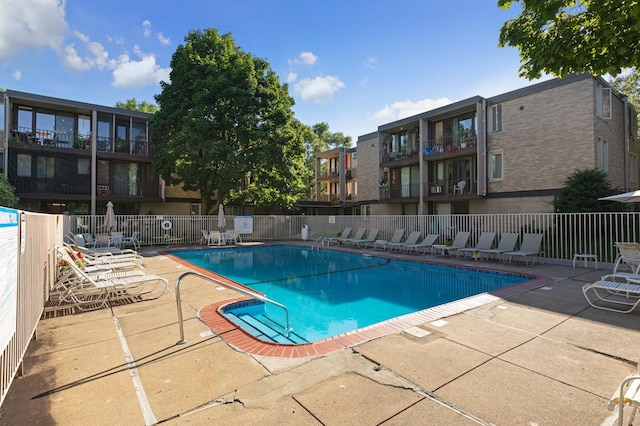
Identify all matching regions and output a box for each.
[235,216,253,234]
[0,207,19,353]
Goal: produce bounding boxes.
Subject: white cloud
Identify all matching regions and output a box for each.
[294,75,344,103]
[111,46,170,89]
[157,32,170,46]
[0,0,68,59]
[373,97,453,123]
[364,56,377,69]
[290,51,317,66]
[287,72,297,83]
[142,20,152,37]
[13,70,21,81]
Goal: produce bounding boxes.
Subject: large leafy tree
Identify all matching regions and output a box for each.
[115,98,158,113]
[498,1,640,79]
[150,29,308,214]
[553,168,626,212]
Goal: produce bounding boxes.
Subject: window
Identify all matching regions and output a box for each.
[17,154,31,177]
[77,158,90,175]
[361,205,371,217]
[37,157,55,178]
[630,153,638,185]
[490,104,502,133]
[596,137,608,172]
[599,87,612,119]
[490,150,503,181]
[190,203,201,215]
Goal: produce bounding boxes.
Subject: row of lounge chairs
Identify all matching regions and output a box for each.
[327,227,544,265]
[51,242,167,312]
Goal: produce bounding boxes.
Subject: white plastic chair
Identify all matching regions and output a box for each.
[121,232,140,251]
[453,180,466,194]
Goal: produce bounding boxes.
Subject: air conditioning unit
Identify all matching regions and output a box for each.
[431,186,442,194]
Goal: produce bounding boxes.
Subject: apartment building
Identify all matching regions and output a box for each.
[314,74,638,215]
[0,90,197,215]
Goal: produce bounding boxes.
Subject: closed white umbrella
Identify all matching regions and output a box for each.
[217,204,226,231]
[105,201,117,231]
[599,190,640,203]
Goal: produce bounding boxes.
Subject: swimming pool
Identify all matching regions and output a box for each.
[173,246,529,343]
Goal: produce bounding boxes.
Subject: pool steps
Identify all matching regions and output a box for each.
[225,311,307,344]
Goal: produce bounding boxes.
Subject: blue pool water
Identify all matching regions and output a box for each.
[173,246,528,343]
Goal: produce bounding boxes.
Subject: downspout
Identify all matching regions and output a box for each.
[419,118,426,214]
[3,93,8,176]
[477,99,487,196]
[91,110,97,215]
[623,95,629,190]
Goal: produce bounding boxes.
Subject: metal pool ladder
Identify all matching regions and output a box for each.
[312,237,329,251]
[174,271,290,344]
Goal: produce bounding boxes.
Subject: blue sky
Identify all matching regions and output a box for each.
[0,0,550,141]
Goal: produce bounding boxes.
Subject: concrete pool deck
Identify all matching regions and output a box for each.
[2,242,640,425]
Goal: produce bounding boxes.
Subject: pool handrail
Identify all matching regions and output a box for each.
[175,271,291,345]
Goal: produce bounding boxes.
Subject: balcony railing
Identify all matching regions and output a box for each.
[316,169,353,180]
[426,180,478,198]
[9,127,154,157]
[381,149,419,163]
[12,178,160,198]
[423,135,477,157]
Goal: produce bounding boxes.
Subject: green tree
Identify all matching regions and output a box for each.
[498,1,640,79]
[609,68,640,119]
[312,122,352,149]
[150,29,308,214]
[553,168,626,212]
[0,174,18,208]
[115,98,158,113]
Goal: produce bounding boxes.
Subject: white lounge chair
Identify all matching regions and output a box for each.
[374,229,405,250]
[609,242,640,280]
[431,231,471,256]
[355,229,380,248]
[502,233,544,265]
[341,228,367,246]
[387,231,421,252]
[608,363,640,425]
[477,232,519,261]
[458,232,496,259]
[326,227,353,245]
[402,233,439,254]
[582,280,640,313]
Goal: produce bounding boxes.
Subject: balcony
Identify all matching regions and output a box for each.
[381,149,419,166]
[9,128,154,158]
[425,180,479,200]
[316,169,353,181]
[423,135,477,159]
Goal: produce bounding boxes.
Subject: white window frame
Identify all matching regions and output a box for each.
[600,87,612,119]
[361,205,371,218]
[489,150,503,181]
[490,104,502,133]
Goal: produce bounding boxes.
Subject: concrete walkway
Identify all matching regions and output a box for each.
[1,244,639,425]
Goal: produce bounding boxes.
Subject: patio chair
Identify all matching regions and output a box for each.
[477,232,519,261]
[374,229,405,250]
[431,231,471,256]
[611,242,640,278]
[354,228,380,248]
[608,363,640,425]
[501,233,544,266]
[341,228,367,246]
[387,231,421,252]
[121,232,140,251]
[453,180,466,194]
[326,227,353,245]
[457,232,496,259]
[56,251,167,311]
[582,279,640,313]
[402,233,439,254]
[208,230,225,246]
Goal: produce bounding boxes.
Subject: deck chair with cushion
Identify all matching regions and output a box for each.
[326,227,352,245]
[457,232,496,259]
[402,233,440,254]
[354,228,380,248]
[501,233,544,266]
[387,231,421,252]
[341,228,367,246]
[477,232,519,261]
[608,362,640,425]
[431,231,471,257]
